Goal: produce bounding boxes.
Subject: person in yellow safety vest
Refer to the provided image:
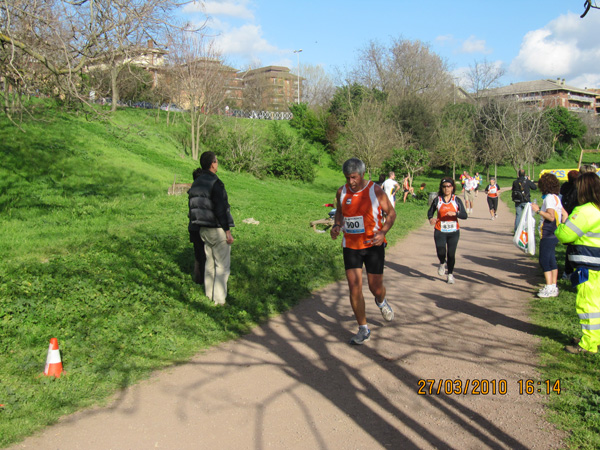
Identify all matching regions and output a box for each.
[555,172,600,354]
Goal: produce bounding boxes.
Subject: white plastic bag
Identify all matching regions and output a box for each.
[513,202,536,256]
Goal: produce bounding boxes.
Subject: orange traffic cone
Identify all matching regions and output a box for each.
[44,337,63,378]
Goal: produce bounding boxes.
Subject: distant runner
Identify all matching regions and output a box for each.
[381,172,400,208]
[484,177,500,220]
[331,158,396,345]
[427,177,468,284]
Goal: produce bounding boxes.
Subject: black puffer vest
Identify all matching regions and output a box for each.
[188,172,234,228]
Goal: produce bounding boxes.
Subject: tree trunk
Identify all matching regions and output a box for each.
[110,66,120,113]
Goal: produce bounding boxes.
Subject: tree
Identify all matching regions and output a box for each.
[382,146,430,185]
[167,30,229,160]
[0,0,191,115]
[433,105,474,179]
[390,94,436,151]
[329,83,386,127]
[337,97,397,179]
[289,103,328,146]
[479,99,551,175]
[543,106,587,152]
[352,37,454,109]
[464,59,506,98]
[296,63,335,108]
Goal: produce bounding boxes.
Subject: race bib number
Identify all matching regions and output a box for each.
[440,221,457,233]
[344,216,365,234]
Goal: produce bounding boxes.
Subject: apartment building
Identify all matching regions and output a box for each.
[481,78,598,114]
[234,66,302,112]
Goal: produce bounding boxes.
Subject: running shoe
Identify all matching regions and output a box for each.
[377,299,394,321]
[447,274,455,284]
[537,286,558,298]
[438,263,445,276]
[349,327,371,345]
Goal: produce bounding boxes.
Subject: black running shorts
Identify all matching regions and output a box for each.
[343,244,385,274]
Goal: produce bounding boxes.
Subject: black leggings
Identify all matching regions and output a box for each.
[434,229,460,274]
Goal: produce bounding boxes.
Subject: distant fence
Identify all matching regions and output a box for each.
[96,99,293,120]
[229,109,293,120]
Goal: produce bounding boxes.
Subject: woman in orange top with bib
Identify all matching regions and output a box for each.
[427,177,468,284]
[484,177,500,220]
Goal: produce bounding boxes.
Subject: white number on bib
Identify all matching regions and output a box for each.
[440,221,457,233]
[344,216,365,234]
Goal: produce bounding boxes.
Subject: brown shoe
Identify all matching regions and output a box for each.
[571,337,581,345]
[564,344,593,354]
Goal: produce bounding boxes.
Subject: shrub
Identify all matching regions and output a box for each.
[266,122,317,182]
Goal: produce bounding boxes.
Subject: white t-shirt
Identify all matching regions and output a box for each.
[540,194,563,233]
[464,177,477,191]
[381,179,400,205]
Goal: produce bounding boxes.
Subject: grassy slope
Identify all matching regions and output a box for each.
[0,107,427,446]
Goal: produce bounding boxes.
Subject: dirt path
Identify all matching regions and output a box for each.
[9,193,565,450]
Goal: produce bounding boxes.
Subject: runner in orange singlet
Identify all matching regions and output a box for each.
[427,177,468,284]
[331,158,396,345]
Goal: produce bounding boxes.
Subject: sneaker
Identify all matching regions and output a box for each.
[349,327,371,345]
[438,263,446,276]
[564,344,593,354]
[377,299,394,321]
[491,216,495,221]
[537,286,556,298]
[447,274,455,284]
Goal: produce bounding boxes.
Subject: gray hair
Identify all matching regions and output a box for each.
[342,158,366,176]
[580,164,597,174]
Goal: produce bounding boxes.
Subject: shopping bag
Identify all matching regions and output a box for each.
[513,202,536,255]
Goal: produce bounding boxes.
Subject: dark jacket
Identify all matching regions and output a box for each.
[560,181,578,215]
[188,171,234,230]
[511,176,537,205]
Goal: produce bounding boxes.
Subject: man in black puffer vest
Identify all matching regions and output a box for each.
[512,169,537,232]
[188,151,235,305]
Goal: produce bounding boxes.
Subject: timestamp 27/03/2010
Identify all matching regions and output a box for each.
[417,379,561,396]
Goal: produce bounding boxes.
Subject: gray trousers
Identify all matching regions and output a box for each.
[199,227,231,305]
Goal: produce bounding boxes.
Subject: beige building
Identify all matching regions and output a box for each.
[235,66,303,111]
[481,78,598,114]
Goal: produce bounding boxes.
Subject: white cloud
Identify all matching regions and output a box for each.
[435,34,455,45]
[570,73,600,90]
[181,0,292,68]
[510,12,600,86]
[203,0,254,20]
[460,35,491,54]
[213,24,282,59]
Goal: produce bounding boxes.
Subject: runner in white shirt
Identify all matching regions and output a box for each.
[463,176,477,215]
[381,172,400,208]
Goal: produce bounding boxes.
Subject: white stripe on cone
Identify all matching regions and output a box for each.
[44,339,63,377]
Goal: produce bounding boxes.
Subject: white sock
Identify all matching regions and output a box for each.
[376,298,386,308]
[359,324,369,332]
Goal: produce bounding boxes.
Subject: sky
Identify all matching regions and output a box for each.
[180,0,600,90]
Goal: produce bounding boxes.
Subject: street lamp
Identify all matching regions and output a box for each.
[293,49,302,104]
